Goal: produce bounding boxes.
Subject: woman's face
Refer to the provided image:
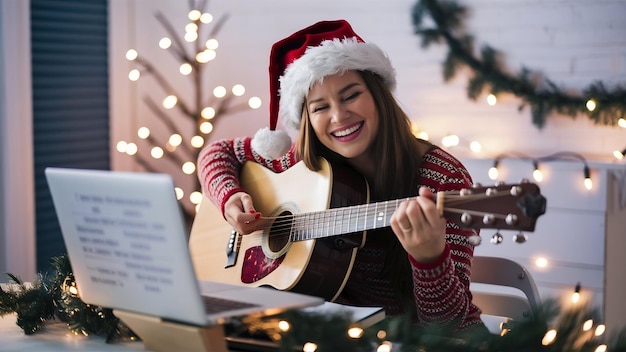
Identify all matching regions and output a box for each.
[305,71,379,162]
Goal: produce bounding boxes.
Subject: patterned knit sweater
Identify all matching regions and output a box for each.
[197,137,485,331]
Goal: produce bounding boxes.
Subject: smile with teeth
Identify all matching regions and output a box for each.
[332,122,363,137]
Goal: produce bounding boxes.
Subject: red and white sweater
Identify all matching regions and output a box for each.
[197,137,485,331]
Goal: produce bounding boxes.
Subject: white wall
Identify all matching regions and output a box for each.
[0,0,36,282]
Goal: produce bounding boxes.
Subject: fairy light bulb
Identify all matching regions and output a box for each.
[125,143,138,156]
[159,37,171,49]
[196,49,216,63]
[232,84,245,96]
[137,127,150,139]
[179,63,192,75]
[125,49,138,61]
[470,141,482,153]
[116,141,128,153]
[278,320,290,332]
[128,69,140,81]
[486,93,497,106]
[248,97,262,109]
[190,135,204,148]
[185,22,198,33]
[583,166,592,190]
[213,86,227,98]
[377,342,392,352]
[595,345,608,352]
[532,162,543,182]
[583,319,594,331]
[348,327,364,338]
[184,30,198,42]
[168,134,182,147]
[182,161,196,175]
[542,329,557,345]
[586,99,597,111]
[302,342,318,352]
[535,257,548,268]
[614,149,625,160]
[441,134,459,147]
[189,191,203,205]
[200,121,214,134]
[163,95,178,109]
[200,12,213,24]
[572,283,581,304]
[205,38,219,50]
[488,160,499,180]
[619,118,626,128]
[201,107,216,119]
[150,146,164,159]
[188,9,201,21]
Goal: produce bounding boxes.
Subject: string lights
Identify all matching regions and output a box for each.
[488,151,594,190]
[117,3,261,221]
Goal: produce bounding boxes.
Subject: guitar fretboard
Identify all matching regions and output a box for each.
[290,199,405,241]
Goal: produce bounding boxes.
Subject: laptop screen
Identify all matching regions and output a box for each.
[45,167,214,325]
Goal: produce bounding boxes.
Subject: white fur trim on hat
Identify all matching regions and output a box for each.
[278,37,396,129]
[251,127,292,160]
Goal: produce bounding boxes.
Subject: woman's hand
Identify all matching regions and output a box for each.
[390,187,447,263]
[223,192,265,235]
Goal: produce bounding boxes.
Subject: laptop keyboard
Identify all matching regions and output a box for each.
[202,295,261,314]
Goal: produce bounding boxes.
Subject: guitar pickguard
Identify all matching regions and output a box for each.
[241,246,285,283]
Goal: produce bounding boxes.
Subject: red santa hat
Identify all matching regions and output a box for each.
[251,19,397,160]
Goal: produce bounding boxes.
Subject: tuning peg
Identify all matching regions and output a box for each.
[513,232,528,243]
[510,185,523,196]
[490,231,503,244]
[505,214,518,226]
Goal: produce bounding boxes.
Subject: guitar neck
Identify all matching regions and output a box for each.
[288,182,546,241]
[290,199,401,241]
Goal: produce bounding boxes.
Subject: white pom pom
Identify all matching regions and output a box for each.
[251,127,292,160]
[468,234,482,246]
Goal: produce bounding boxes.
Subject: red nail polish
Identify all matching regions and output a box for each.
[255,213,261,219]
[250,209,256,213]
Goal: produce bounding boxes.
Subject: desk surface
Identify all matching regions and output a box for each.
[0,313,144,352]
[1,313,266,352]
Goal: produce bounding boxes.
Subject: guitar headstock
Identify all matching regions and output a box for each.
[440,182,546,231]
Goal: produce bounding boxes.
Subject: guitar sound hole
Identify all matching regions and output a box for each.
[268,211,292,252]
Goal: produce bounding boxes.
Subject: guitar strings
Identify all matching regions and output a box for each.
[241,189,516,243]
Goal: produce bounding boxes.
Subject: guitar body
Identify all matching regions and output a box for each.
[189,159,369,301]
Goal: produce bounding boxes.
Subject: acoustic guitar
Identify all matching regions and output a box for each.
[188,158,546,301]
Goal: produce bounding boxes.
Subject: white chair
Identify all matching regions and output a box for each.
[470,256,542,332]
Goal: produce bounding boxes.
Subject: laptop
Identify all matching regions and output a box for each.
[44,167,323,329]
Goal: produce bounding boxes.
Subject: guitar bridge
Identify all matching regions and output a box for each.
[225,229,239,268]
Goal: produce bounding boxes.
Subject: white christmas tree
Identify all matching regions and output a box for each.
[117,2,261,223]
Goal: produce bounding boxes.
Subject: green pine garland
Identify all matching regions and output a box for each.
[3,255,626,351]
[411,0,626,128]
[0,255,136,342]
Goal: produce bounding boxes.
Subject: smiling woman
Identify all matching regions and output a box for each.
[194,19,488,333]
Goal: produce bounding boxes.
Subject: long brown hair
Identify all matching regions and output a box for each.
[295,70,433,314]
